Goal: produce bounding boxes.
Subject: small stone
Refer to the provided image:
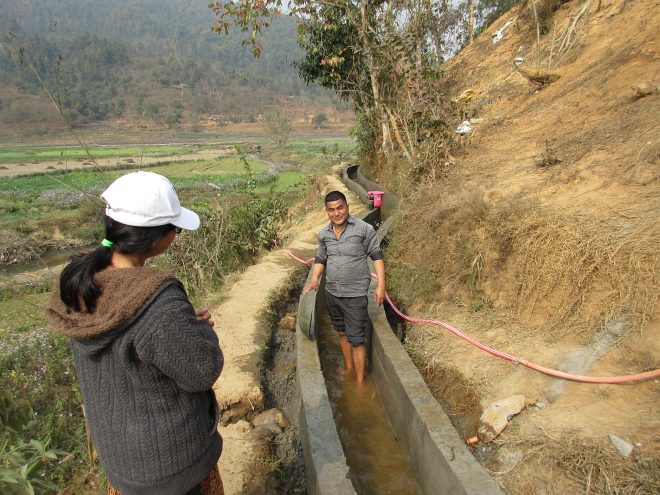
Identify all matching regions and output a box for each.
[608,434,634,458]
[632,83,659,98]
[278,313,297,332]
[254,425,278,438]
[253,408,290,432]
[478,394,526,443]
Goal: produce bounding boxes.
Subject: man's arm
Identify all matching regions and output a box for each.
[303,232,327,293]
[303,262,325,293]
[373,259,385,306]
[363,225,386,305]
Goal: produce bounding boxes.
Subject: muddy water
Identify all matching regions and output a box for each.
[317,303,422,495]
[0,247,83,277]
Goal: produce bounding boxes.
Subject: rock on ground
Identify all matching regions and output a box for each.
[478,394,527,443]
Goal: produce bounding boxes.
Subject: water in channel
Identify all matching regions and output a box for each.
[317,300,422,495]
[0,246,84,277]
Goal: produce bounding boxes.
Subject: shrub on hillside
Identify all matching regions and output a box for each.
[159,191,286,297]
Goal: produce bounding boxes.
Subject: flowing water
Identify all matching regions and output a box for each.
[0,247,84,277]
[317,300,422,495]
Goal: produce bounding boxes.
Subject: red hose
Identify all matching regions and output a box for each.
[275,242,660,384]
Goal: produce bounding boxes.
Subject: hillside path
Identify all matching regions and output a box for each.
[211,167,364,494]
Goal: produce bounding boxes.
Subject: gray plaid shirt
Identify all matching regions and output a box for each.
[314,215,384,297]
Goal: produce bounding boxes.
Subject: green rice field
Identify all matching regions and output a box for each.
[0,144,206,165]
[0,156,272,196]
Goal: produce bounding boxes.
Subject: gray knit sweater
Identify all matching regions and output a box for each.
[47,268,223,495]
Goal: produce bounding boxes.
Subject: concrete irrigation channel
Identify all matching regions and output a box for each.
[295,166,502,495]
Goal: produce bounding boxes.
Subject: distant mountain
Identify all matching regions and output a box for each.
[0,0,335,126]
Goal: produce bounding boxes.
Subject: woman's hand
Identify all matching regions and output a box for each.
[195,308,215,328]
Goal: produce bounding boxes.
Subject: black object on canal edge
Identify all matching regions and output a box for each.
[297,284,317,340]
[365,319,373,371]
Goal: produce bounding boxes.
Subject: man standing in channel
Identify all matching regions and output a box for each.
[303,190,385,383]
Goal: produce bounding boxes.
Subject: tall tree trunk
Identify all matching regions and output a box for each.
[359,0,391,155]
[468,0,475,43]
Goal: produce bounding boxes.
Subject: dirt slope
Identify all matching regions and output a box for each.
[384,0,659,492]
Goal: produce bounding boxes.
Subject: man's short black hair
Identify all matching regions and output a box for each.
[324,190,347,204]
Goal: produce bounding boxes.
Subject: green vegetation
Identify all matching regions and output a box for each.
[0,291,84,494]
[260,137,356,171]
[286,137,355,155]
[0,0,337,127]
[0,157,268,196]
[0,144,203,165]
[257,170,304,192]
[0,141,328,493]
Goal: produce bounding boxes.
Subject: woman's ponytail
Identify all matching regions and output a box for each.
[59,246,112,312]
[59,214,174,313]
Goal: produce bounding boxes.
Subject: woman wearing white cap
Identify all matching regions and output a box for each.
[47,172,224,495]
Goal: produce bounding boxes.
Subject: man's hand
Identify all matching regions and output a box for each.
[303,263,325,294]
[195,308,215,328]
[374,285,386,307]
[302,279,319,294]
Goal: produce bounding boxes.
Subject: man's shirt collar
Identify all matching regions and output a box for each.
[324,215,355,232]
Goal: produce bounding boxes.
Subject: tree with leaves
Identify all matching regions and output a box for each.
[265,110,292,149]
[211,0,468,175]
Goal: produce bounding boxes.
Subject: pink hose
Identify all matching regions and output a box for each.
[276,242,660,384]
[383,292,660,383]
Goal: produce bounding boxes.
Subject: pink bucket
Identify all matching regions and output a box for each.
[367,190,385,209]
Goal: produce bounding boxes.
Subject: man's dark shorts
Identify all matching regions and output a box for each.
[324,291,368,347]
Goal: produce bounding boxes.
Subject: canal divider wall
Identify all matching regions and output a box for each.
[296,272,355,494]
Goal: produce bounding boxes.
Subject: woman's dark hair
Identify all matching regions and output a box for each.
[60,215,174,313]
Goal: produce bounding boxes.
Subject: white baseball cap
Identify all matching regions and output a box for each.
[101,171,200,230]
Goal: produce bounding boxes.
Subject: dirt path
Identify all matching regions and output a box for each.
[211,166,365,494]
[0,148,233,177]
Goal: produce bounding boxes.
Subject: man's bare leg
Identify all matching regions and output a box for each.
[338,332,354,372]
[352,344,366,383]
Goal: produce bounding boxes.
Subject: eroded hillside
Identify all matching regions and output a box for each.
[379,0,659,492]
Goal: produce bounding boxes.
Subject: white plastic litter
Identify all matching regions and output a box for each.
[608,434,634,458]
[455,120,472,135]
[492,20,512,44]
[514,56,525,66]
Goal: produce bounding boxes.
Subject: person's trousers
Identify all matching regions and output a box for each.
[107,464,224,495]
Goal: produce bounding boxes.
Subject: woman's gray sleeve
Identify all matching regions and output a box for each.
[137,285,223,392]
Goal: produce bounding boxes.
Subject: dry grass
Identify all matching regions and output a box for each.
[494,195,659,333]
[515,66,562,86]
[493,430,660,494]
[160,202,232,296]
[389,186,659,337]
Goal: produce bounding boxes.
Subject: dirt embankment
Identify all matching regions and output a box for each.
[380,0,659,493]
